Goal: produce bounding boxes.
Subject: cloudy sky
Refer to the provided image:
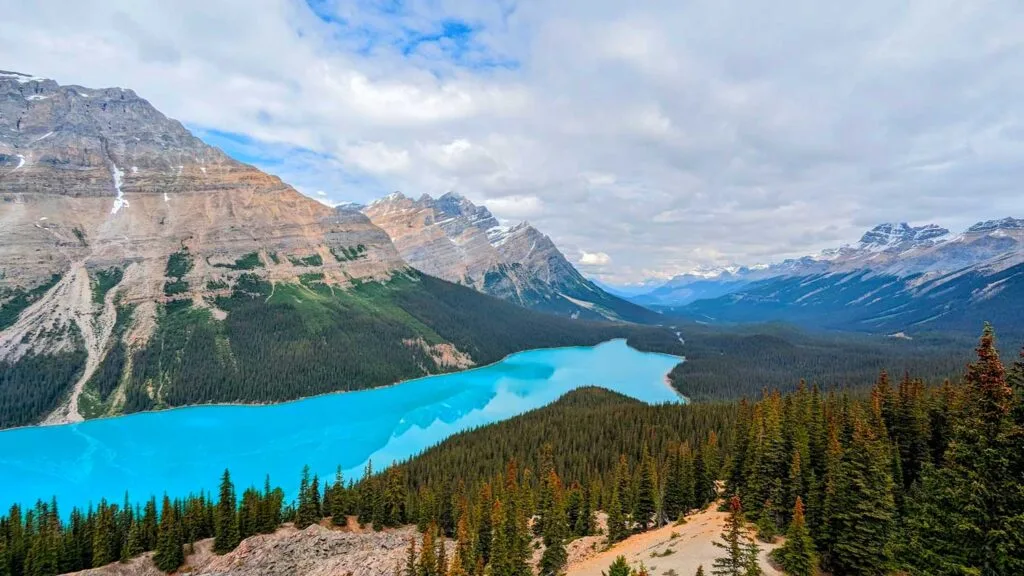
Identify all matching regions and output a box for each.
[3,0,1023,284]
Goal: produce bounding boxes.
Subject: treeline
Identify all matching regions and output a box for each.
[121,272,684,412]
[0,471,286,575]
[668,322,973,400]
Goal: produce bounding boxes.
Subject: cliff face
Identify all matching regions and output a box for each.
[0,70,404,298]
[0,71,408,424]
[362,192,659,323]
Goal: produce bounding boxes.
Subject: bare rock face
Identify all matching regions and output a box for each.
[0,71,409,422]
[1,70,404,295]
[363,192,658,323]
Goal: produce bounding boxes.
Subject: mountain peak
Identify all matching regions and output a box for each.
[967,217,1024,234]
[857,222,949,251]
[0,70,50,84]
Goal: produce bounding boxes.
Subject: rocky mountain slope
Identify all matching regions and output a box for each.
[0,72,681,429]
[653,219,1024,336]
[363,192,659,323]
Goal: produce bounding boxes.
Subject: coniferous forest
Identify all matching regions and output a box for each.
[0,325,1021,575]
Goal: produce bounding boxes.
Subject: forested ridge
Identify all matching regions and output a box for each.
[667,323,974,400]
[120,271,684,412]
[1,325,1022,575]
[0,270,683,428]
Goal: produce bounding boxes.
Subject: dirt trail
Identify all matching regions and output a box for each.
[567,505,781,576]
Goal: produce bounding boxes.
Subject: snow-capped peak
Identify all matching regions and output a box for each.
[966,217,1024,234]
[856,222,950,252]
[0,70,48,84]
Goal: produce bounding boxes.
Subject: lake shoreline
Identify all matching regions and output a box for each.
[5,338,684,433]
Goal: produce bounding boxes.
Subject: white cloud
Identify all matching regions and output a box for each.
[4,0,1023,283]
[485,195,544,220]
[344,141,411,174]
[316,190,327,196]
[579,251,612,266]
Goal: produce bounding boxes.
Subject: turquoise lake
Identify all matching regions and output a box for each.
[0,339,682,514]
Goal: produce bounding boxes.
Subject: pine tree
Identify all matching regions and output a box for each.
[124,517,144,559]
[296,465,320,529]
[213,469,240,554]
[153,496,183,574]
[830,408,894,575]
[91,499,119,567]
[141,498,158,551]
[634,445,657,530]
[435,530,448,576]
[712,496,761,576]
[454,511,475,576]
[602,555,631,576]
[534,444,556,537]
[662,444,687,522]
[771,497,817,576]
[403,536,418,576]
[695,566,705,576]
[0,526,9,576]
[418,524,438,576]
[606,486,627,543]
[538,471,568,576]
[474,484,493,567]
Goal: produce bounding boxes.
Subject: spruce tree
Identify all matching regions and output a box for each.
[634,445,657,530]
[830,409,894,575]
[474,484,493,566]
[771,497,817,576]
[296,465,320,529]
[403,536,418,576]
[663,444,687,522]
[213,469,240,554]
[153,496,183,574]
[418,524,438,576]
[538,471,568,576]
[712,496,761,576]
[606,487,627,543]
[91,500,118,567]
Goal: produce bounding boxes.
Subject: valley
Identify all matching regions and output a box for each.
[0,340,682,516]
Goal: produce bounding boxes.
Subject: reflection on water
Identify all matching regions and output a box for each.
[0,339,682,514]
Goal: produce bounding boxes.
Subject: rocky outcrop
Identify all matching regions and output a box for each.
[362,192,659,323]
[68,522,433,576]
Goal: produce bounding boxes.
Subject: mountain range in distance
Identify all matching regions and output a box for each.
[634,219,1024,337]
